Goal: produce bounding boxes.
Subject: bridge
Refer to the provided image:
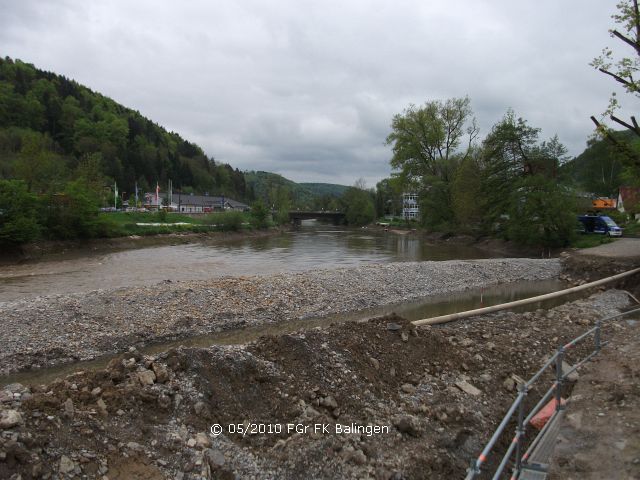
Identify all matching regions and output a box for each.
[288,210,345,225]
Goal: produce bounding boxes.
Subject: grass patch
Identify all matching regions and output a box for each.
[570,234,614,249]
[97,211,256,237]
[623,221,640,236]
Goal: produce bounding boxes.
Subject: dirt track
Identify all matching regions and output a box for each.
[549,304,640,480]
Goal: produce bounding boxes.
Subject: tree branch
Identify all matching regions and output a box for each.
[598,67,635,89]
[611,29,640,56]
[610,114,640,136]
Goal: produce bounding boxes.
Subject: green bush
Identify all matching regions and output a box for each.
[0,179,40,246]
[250,200,270,229]
[203,211,246,231]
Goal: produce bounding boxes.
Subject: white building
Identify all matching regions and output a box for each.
[402,193,419,220]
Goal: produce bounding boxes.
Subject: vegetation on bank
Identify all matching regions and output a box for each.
[0,178,278,247]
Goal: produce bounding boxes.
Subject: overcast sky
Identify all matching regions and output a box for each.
[0,1,627,186]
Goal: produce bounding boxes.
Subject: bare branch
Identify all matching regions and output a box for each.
[611,29,640,56]
[598,67,635,88]
[610,114,640,135]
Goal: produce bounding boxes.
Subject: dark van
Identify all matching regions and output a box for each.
[577,215,622,237]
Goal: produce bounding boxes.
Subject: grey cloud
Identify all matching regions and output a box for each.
[0,0,621,185]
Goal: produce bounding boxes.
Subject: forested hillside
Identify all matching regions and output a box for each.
[559,131,640,197]
[244,171,347,209]
[0,57,246,199]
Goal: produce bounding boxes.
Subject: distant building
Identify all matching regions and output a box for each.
[144,192,249,213]
[592,197,617,210]
[402,193,419,220]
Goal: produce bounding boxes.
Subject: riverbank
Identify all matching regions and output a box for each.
[0,227,287,265]
[0,258,561,375]
[0,289,632,480]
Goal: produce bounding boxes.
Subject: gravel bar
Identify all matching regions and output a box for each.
[0,258,561,374]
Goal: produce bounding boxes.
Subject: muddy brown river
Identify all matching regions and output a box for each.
[0,223,500,302]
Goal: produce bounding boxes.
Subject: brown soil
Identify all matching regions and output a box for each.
[0,288,632,480]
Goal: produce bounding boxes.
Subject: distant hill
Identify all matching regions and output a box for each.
[299,182,349,198]
[0,56,246,200]
[244,171,348,209]
[560,130,639,196]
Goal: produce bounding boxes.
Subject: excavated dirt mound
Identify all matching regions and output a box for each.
[0,290,632,480]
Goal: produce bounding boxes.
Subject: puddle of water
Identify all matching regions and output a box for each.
[1,279,574,387]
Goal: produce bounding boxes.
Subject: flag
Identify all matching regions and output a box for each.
[156,182,160,208]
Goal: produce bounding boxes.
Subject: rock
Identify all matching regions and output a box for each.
[158,394,171,409]
[152,363,169,383]
[204,449,225,469]
[59,455,75,474]
[63,398,74,417]
[460,338,474,347]
[386,322,402,331]
[194,401,207,415]
[91,387,102,396]
[401,383,416,394]
[394,416,421,437]
[0,410,23,429]
[195,432,211,449]
[137,369,156,386]
[349,449,367,465]
[561,361,579,382]
[96,398,108,415]
[3,383,26,394]
[127,441,143,452]
[503,377,516,392]
[455,380,481,396]
[321,396,338,408]
[369,357,380,370]
[401,332,409,342]
[187,438,197,448]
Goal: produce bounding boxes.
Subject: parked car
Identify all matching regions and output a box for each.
[577,215,622,237]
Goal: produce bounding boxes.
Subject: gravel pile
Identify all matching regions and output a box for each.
[0,258,561,374]
[0,289,631,480]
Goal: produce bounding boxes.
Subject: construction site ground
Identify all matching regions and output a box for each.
[0,239,638,480]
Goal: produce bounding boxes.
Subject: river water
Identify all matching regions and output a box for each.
[0,223,500,302]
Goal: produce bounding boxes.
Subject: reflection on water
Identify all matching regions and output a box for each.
[0,222,500,302]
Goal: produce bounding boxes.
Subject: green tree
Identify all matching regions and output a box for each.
[341,180,375,226]
[0,179,40,246]
[375,177,403,218]
[41,179,104,239]
[387,97,479,230]
[250,199,270,229]
[506,175,576,248]
[387,97,478,184]
[480,111,567,230]
[451,155,484,228]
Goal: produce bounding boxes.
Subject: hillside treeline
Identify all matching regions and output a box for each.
[0,57,246,200]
